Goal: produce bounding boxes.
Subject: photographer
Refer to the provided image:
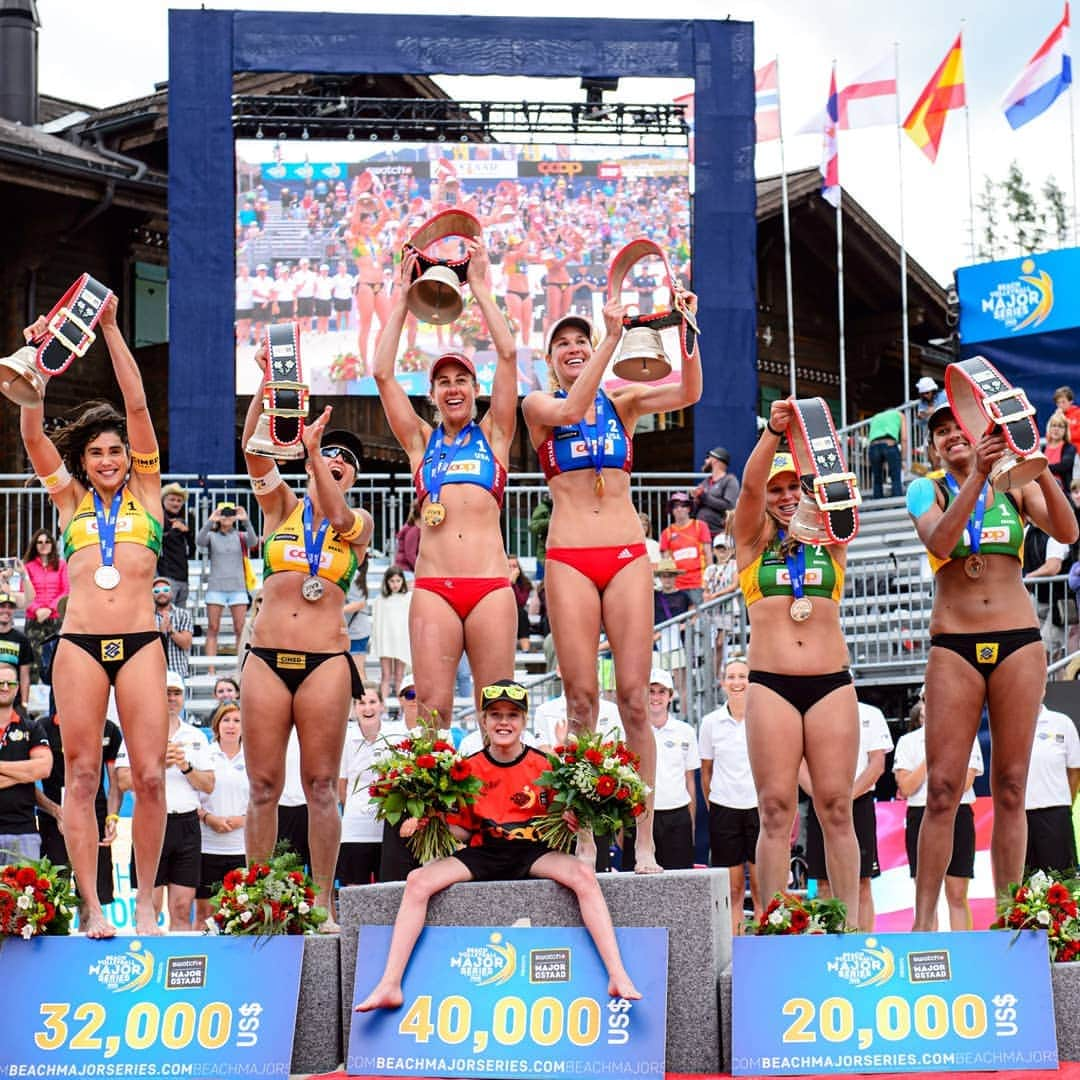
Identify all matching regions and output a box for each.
[196,502,257,665]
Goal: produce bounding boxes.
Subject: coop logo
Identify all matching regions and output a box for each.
[980,258,1054,333]
[824,937,895,989]
[88,940,155,993]
[449,932,517,986]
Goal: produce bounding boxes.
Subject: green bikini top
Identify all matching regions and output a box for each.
[924,479,1024,575]
[739,539,843,606]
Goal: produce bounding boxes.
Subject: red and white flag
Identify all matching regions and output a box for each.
[799,54,897,133]
[755,60,781,142]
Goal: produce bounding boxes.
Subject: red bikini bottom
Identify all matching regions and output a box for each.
[413,576,512,620]
[544,543,648,592]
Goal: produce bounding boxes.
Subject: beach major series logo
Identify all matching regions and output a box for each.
[87,939,155,992]
[449,931,517,986]
[981,258,1054,333]
[824,937,895,989]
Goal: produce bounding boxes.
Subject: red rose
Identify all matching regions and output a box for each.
[389,769,400,779]
[585,749,604,766]
[36,878,51,893]
[368,785,380,797]
[1014,886,1028,903]
[433,740,453,753]
[631,803,645,817]
[789,908,809,932]
[289,871,304,884]
[596,775,617,797]
[398,739,413,751]
[403,765,414,774]
[41,901,55,923]
[553,745,566,756]
[223,869,243,889]
[1047,883,1072,906]
[615,786,630,801]
[450,761,471,781]
[16,867,36,887]
[246,868,259,885]
[416,754,437,769]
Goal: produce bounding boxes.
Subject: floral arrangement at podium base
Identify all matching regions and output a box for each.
[992,870,1080,962]
[0,858,74,938]
[745,892,848,935]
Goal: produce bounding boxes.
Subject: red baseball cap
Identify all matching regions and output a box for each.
[429,352,477,384]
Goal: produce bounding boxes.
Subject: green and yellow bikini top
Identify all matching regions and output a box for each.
[262,499,358,593]
[739,536,843,606]
[62,487,163,561]
[923,477,1024,575]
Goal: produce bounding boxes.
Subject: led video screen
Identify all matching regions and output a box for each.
[234,141,691,398]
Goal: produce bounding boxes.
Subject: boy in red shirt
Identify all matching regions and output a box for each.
[659,491,711,605]
[355,680,640,1010]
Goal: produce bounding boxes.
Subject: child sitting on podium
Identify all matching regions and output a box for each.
[355,679,641,1010]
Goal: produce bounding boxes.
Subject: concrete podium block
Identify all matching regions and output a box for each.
[292,933,341,1075]
[339,869,731,1074]
[1052,961,1080,1060]
[719,964,734,1073]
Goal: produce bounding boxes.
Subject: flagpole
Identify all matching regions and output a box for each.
[894,42,912,468]
[961,24,977,262]
[834,60,848,428]
[776,56,797,396]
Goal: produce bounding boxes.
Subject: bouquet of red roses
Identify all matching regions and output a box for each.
[992,870,1080,962]
[366,731,484,863]
[207,848,327,936]
[534,730,649,853]
[0,858,75,939]
[746,892,848,936]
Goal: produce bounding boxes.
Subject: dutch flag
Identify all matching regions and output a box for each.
[1001,3,1072,130]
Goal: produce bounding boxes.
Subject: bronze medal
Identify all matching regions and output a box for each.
[301,576,325,602]
[789,597,813,622]
[964,554,985,579]
[423,501,446,527]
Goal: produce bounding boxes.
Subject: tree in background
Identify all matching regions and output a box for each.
[977,161,1071,259]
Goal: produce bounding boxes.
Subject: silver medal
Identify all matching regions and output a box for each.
[94,565,121,590]
[301,576,325,602]
[789,597,813,622]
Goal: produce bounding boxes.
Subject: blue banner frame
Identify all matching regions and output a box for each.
[732,930,1057,1076]
[168,11,757,473]
[348,925,668,1079]
[0,935,304,1078]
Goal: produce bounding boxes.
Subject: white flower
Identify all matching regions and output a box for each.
[20,923,34,939]
[16,895,32,911]
[204,916,220,935]
[1037,909,1051,926]
[236,892,249,904]
[768,909,786,926]
[1029,871,1052,896]
[240,910,253,923]
[603,757,618,771]
[22,885,34,895]
[298,902,310,915]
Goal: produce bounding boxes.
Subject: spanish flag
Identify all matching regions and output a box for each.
[903,35,966,162]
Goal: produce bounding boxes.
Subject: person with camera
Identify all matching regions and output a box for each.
[196,502,257,665]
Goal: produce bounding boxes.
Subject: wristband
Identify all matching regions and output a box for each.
[337,510,366,542]
[766,421,783,438]
[105,814,120,824]
[250,465,283,495]
[131,449,159,474]
[38,463,72,493]
[181,763,193,775]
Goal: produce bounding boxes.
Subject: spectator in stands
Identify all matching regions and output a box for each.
[653,559,693,707]
[528,496,552,580]
[693,447,740,538]
[214,676,240,703]
[906,399,1077,930]
[1024,519,1075,662]
[0,591,34,711]
[22,529,68,678]
[337,686,386,886]
[698,656,759,931]
[371,567,412,702]
[195,701,248,926]
[1045,413,1076,493]
[153,577,193,681]
[704,534,739,680]
[866,406,908,500]
[1024,700,1080,874]
[1054,386,1080,450]
[508,556,534,652]
[893,696,982,931]
[0,556,33,611]
[393,503,421,573]
[119,672,213,932]
[196,502,257,666]
[0,663,51,860]
[732,412,862,926]
[915,376,947,420]
[660,491,711,606]
[158,482,195,607]
[801,700,893,932]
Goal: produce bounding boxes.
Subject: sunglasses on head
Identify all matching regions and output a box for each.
[401,688,417,701]
[321,446,359,472]
[481,683,527,702]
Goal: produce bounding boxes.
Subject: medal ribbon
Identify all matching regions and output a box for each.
[301,496,331,580]
[944,474,987,556]
[778,529,806,601]
[92,489,125,574]
[558,389,606,486]
[423,422,474,505]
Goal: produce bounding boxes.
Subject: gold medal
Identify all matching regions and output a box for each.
[964,554,985,579]
[789,597,813,622]
[595,472,605,496]
[423,501,446,527]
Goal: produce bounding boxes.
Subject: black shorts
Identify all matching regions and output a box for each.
[653,805,695,870]
[39,812,115,904]
[337,841,381,886]
[709,803,760,867]
[196,851,246,899]
[379,819,419,882]
[332,297,352,313]
[253,302,271,320]
[1025,805,1078,876]
[277,803,310,869]
[132,810,200,889]
[452,840,550,881]
[297,297,315,317]
[806,791,879,880]
[315,299,333,317]
[906,804,975,879]
[276,300,295,318]
[236,308,254,320]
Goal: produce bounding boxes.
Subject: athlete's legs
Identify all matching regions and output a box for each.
[463,587,519,713]
[356,285,376,368]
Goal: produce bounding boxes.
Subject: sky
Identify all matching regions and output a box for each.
[34,0,1080,284]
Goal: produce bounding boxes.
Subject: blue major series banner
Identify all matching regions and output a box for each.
[732,930,1057,1076]
[348,925,668,1079]
[0,935,304,1079]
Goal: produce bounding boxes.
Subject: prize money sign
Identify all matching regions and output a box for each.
[0,936,304,1079]
[349,926,668,1079]
[732,930,1057,1076]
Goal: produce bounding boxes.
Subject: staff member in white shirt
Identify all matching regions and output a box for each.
[294,257,316,333]
[623,669,699,871]
[338,687,386,886]
[331,260,356,332]
[235,263,255,346]
[1024,702,1080,874]
[698,657,759,929]
[118,672,214,932]
[273,263,296,322]
[894,697,983,931]
[314,263,334,335]
[801,699,893,932]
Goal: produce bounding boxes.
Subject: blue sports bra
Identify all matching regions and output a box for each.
[538,390,633,480]
[414,422,507,509]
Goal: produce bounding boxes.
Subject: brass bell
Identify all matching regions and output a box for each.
[612,325,672,382]
[788,492,831,546]
[406,265,465,325]
[245,412,306,460]
[0,346,47,406]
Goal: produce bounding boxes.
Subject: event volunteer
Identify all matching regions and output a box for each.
[0,663,51,861]
[374,241,519,721]
[523,287,702,874]
[242,343,373,934]
[13,294,168,939]
[1023,703,1080,874]
[337,686,387,886]
[732,400,861,925]
[906,399,1077,929]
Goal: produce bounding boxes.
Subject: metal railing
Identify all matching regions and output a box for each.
[835,399,930,497]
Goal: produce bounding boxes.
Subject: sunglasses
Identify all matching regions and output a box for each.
[400,688,416,701]
[321,446,359,472]
[481,683,527,702]
[0,680,17,689]
[152,585,171,594]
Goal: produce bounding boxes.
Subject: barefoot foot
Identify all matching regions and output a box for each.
[355,982,404,1012]
[319,918,341,935]
[608,973,642,1000]
[81,911,117,939]
[135,901,163,936]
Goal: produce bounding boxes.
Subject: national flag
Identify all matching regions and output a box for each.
[903,34,966,162]
[1001,3,1072,129]
[755,60,781,143]
[820,66,840,207]
[837,55,897,128]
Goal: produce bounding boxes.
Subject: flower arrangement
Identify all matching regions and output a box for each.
[206,848,327,935]
[367,731,484,863]
[448,300,519,349]
[329,352,363,382]
[533,730,649,853]
[992,870,1080,962]
[0,858,75,939]
[746,892,849,936]
[399,346,426,372]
